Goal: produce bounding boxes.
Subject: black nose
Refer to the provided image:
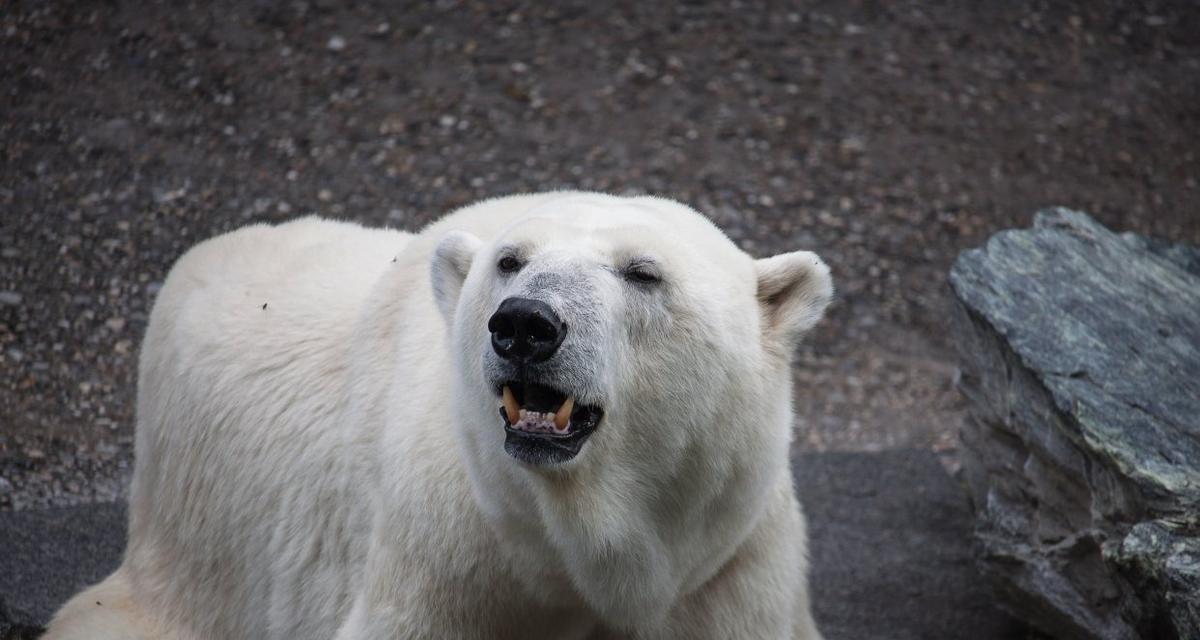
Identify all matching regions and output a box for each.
[488,297,566,363]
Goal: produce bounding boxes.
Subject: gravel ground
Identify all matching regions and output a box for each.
[2,0,1198,510]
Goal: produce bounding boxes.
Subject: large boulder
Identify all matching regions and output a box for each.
[950,208,1200,639]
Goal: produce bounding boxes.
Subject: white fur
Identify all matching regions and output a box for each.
[44,192,832,640]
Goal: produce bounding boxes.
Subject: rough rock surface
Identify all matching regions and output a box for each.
[950,209,1200,640]
[0,449,1039,640]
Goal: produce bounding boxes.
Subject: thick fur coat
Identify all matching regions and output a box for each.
[44,192,832,639]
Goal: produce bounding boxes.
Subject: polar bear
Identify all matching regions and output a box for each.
[44,191,832,640]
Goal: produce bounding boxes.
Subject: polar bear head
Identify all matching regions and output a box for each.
[431,193,832,473]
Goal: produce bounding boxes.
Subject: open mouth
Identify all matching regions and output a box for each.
[497,381,603,465]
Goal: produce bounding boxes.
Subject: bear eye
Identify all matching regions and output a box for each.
[497,255,522,274]
[623,263,662,285]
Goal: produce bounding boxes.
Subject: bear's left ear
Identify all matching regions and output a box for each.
[431,230,484,324]
[755,250,833,351]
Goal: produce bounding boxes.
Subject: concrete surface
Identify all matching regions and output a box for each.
[0,503,125,639]
[0,449,1038,639]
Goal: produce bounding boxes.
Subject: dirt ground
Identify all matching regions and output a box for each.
[1,0,1198,509]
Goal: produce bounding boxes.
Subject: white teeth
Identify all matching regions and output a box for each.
[502,386,520,425]
[554,396,574,430]
[501,387,575,435]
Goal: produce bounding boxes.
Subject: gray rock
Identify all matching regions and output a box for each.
[950,208,1200,640]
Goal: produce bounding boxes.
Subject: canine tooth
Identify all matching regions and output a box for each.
[554,396,575,430]
[502,386,520,424]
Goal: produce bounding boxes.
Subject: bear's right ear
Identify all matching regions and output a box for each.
[431,230,483,324]
[755,250,833,354]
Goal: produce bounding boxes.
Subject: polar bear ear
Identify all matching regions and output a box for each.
[755,251,833,351]
[431,230,484,324]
